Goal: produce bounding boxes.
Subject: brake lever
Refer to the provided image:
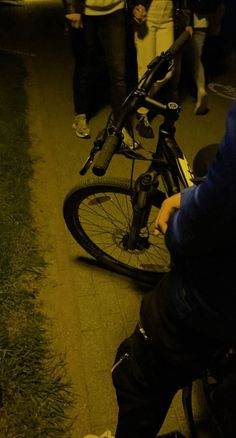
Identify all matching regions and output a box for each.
[79,129,107,176]
[80,146,99,176]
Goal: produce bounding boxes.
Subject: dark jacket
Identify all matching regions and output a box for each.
[63,0,85,14]
[165,100,236,322]
[141,101,236,343]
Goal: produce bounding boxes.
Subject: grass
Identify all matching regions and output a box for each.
[0,52,75,437]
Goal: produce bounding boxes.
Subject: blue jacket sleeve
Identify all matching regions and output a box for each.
[165,100,236,257]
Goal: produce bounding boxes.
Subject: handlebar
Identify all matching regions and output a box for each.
[93,133,120,176]
[91,30,191,177]
[168,29,191,56]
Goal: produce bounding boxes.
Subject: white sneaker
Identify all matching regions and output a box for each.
[72,114,90,138]
[83,430,114,438]
[121,127,140,150]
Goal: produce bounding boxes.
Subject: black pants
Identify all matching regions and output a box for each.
[112,270,230,438]
[71,10,127,120]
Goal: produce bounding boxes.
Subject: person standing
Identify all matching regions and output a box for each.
[175,0,224,115]
[111,99,236,438]
[128,0,175,138]
[168,1,207,112]
[81,100,236,438]
[63,0,139,149]
[69,25,110,136]
[128,0,193,137]
[188,0,224,114]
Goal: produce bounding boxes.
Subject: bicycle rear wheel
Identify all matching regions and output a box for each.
[63,178,170,283]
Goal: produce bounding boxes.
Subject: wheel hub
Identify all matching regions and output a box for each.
[121,233,150,251]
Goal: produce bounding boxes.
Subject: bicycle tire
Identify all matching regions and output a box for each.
[63,178,170,284]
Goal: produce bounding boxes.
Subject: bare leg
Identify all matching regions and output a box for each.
[188,28,209,115]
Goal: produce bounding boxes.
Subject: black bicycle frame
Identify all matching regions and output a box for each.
[126,101,183,250]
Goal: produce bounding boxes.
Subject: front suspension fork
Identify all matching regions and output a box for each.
[126,171,165,250]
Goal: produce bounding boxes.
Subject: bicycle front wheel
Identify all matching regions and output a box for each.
[63,178,170,283]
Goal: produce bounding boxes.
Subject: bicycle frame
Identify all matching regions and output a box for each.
[64,30,197,281]
[126,99,194,251]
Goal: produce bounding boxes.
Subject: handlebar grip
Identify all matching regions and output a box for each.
[92,134,119,176]
[167,30,191,57]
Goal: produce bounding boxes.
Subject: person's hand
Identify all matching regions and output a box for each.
[132,5,147,24]
[154,193,181,235]
[66,13,83,29]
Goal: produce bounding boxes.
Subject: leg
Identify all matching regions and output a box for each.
[113,271,220,438]
[152,0,174,95]
[135,0,174,135]
[71,28,87,115]
[169,52,182,102]
[71,22,97,117]
[134,4,158,122]
[70,27,93,138]
[187,29,208,115]
[134,0,174,77]
[72,18,107,137]
[134,5,161,136]
[98,11,127,121]
[112,329,178,438]
[97,11,140,150]
[150,19,174,101]
[155,16,174,55]
[134,18,157,81]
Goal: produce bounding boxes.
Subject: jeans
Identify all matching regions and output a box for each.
[72,28,109,117]
[72,10,127,120]
[112,270,230,438]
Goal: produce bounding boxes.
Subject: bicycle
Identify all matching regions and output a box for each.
[63,30,196,285]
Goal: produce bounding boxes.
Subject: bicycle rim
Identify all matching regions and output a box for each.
[63,178,170,283]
